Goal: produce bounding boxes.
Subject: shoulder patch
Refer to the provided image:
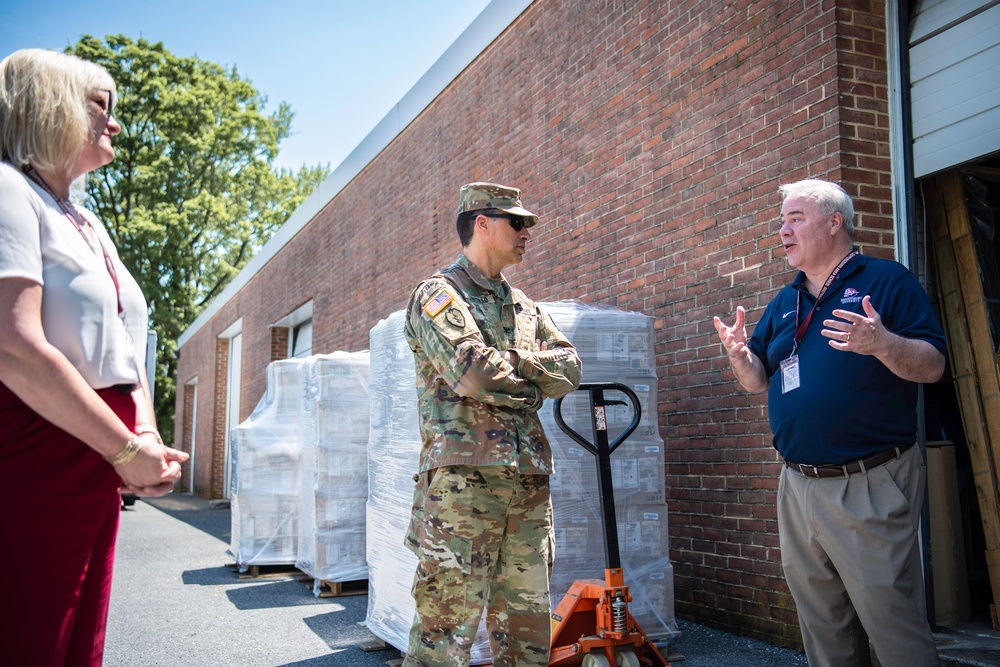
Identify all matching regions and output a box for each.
[423,289,454,317]
[445,307,465,328]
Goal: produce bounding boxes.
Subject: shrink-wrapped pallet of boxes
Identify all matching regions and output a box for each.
[229,358,309,569]
[364,302,676,661]
[364,311,426,654]
[540,300,677,640]
[297,352,371,592]
[230,352,374,580]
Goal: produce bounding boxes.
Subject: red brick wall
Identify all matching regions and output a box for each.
[270,327,290,362]
[210,338,229,499]
[175,0,892,645]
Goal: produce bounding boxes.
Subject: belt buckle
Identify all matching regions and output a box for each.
[808,465,820,478]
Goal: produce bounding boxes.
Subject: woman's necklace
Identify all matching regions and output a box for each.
[22,166,126,317]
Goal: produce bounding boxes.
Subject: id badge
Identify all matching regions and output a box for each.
[780,355,801,393]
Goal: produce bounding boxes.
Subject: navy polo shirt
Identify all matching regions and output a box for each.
[748,253,946,466]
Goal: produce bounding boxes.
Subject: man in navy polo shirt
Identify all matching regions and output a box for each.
[713,179,946,667]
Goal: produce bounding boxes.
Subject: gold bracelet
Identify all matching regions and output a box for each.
[134,423,163,445]
[104,434,144,466]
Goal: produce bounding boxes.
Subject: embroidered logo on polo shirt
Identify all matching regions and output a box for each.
[841,287,862,304]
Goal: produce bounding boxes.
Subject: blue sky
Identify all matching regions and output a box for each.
[0,0,491,172]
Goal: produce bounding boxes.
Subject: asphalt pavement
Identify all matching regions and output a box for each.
[105,493,391,667]
[104,493,1000,667]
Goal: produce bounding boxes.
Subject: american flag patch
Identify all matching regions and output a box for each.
[423,290,454,317]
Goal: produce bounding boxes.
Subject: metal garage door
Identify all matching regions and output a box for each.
[909,0,1000,177]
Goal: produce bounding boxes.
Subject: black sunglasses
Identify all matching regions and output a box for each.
[492,214,526,232]
[93,89,115,119]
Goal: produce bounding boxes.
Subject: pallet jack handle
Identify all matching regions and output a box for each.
[553,382,641,572]
[549,383,670,665]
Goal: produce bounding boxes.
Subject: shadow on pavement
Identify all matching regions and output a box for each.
[278,648,399,667]
[226,578,336,611]
[182,566,241,586]
[302,605,389,649]
[140,493,231,542]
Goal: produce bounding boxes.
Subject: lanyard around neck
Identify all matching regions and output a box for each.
[23,167,125,317]
[792,249,859,350]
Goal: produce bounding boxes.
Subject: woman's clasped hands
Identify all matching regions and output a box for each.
[114,432,189,496]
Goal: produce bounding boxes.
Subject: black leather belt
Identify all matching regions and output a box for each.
[111,383,136,394]
[784,442,915,479]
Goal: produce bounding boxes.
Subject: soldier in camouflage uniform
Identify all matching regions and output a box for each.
[402,182,582,667]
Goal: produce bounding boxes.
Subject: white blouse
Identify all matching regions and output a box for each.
[0,161,148,389]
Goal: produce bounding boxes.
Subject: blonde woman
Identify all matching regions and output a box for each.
[0,49,188,666]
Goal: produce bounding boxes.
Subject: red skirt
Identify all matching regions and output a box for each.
[0,382,133,667]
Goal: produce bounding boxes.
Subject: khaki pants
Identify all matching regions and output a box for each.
[778,444,940,667]
[403,465,554,667]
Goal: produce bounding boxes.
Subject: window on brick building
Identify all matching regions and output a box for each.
[290,319,313,358]
[274,301,314,359]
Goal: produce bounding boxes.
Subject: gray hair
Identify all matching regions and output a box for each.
[0,48,117,174]
[779,179,855,238]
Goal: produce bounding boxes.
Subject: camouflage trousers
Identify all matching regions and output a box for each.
[402,465,554,667]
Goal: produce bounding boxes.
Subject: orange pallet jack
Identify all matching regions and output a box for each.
[549,383,671,667]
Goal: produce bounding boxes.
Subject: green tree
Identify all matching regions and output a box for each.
[68,35,329,444]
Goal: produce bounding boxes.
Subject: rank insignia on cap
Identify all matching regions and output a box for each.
[424,290,454,317]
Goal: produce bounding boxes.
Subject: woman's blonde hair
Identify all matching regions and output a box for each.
[0,48,117,174]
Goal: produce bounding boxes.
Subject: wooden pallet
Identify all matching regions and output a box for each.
[226,563,302,580]
[354,621,404,655]
[298,575,369,597]
[357,637,392,652]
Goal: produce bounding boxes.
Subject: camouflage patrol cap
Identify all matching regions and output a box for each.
[457,182,539,227]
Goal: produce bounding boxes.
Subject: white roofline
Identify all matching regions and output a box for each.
[178,0,533,348]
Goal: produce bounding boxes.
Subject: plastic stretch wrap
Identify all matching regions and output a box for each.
[363,312,432,656]
[296,352,372,591]
[541,300,677,640]
[364,302,676,662]
[229,352,372,582]
[229,358,309,568]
